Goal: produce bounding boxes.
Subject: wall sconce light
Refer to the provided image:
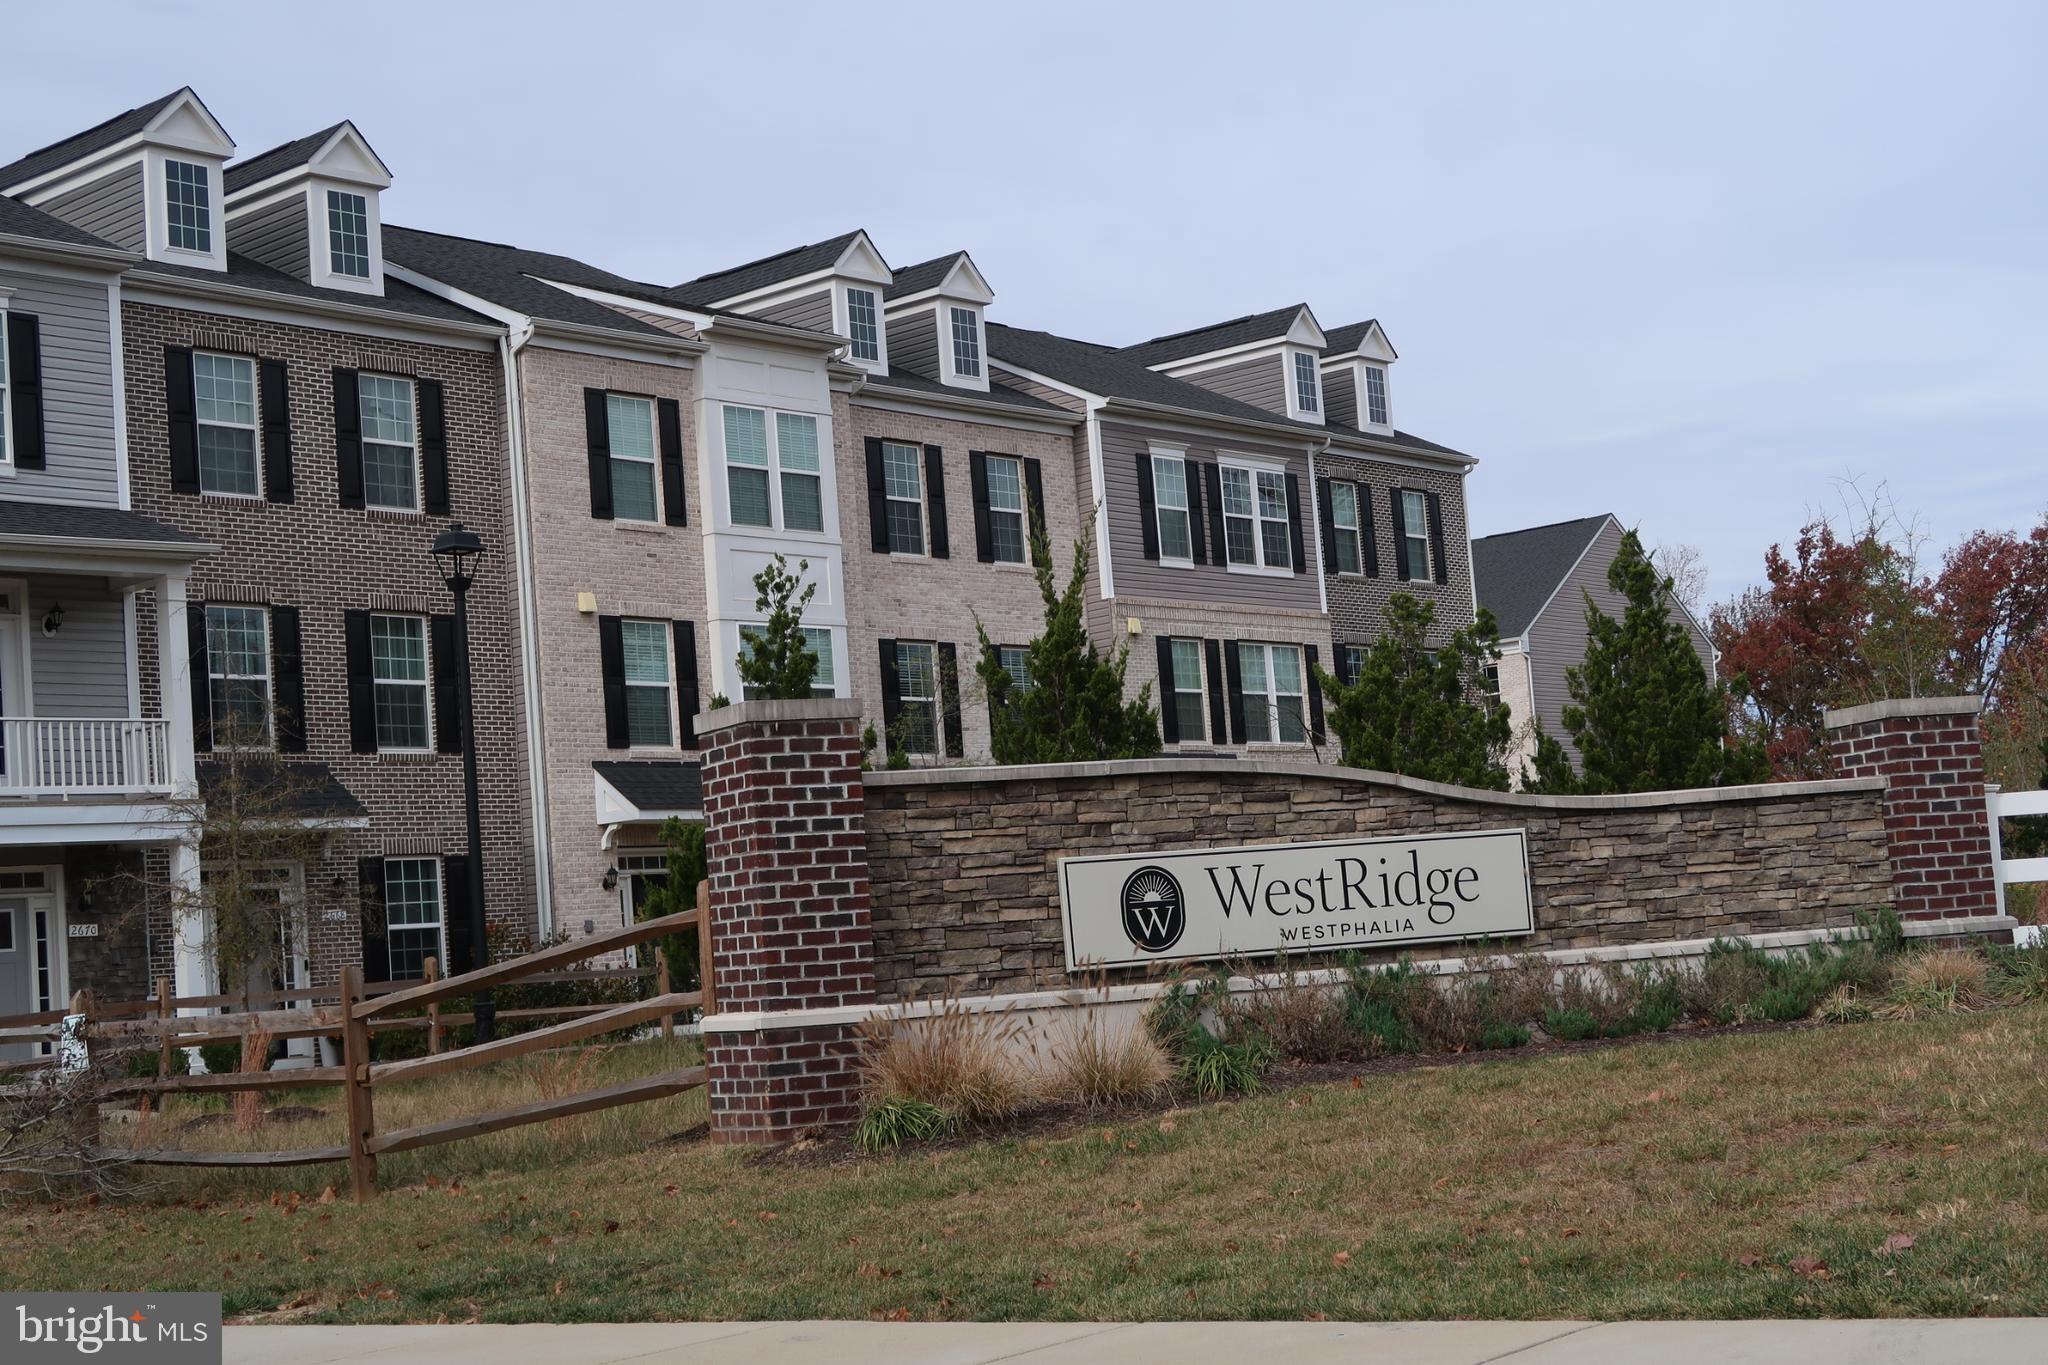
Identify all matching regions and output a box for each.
[330,873,347,892]
[41,603,64,636]
[75,881,95,913]
[601,866,618,892]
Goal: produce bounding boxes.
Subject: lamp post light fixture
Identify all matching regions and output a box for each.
[431,522,494,1043]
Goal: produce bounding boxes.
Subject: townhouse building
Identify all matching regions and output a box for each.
[0,89,525,1004]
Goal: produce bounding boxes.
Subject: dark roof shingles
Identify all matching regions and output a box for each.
[883,253,964,300]
[1470,515,1616,638]
[196,758,367,821]
[0,195,122,251]
[0,499,209,548]
[593,760,703,814]
[380,225,675,334]
[0,89,187,190]
[1117,304,1308,366]
[223,122,350,194]
[665,231,863,306]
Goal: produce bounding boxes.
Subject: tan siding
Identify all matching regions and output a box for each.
[756,289,832,331]
[886,305,938,379]
[26,575,129,717]
[40,166,144,252]
[228,194,309,280]
[0,263,120,507]
[1181,353,1287,415]
[1324,368,1357,427]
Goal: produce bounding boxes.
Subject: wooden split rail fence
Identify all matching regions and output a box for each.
[0,886,715,1201]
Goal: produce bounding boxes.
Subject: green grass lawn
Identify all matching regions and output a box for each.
[5,1006,2047,1323]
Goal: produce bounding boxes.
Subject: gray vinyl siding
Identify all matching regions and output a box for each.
[1523,519,1717,765]
[26,576,130,718]
[1098,418,1319,612]
[1324,368,1357,428]
[0,261,120,507]
[885,306,938,379]
[228,193,310,281]
[1180,353,1287,416]
[990,365,1086,414]
[39,165,145,253]
[755,289,832,332]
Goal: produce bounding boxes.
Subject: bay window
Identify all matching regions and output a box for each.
[722,404,824,532]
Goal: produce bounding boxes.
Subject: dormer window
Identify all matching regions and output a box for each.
[1364,364,1389,426]
[949,307,983,379]
[846,287,881,365]
[1292,352,1321,417]
[165,159,213,253]
[326,190,371,279]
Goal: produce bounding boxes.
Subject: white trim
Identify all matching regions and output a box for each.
[501,338,553,935]
[123,589,141,717]
[368,611,434,754]
[1284,348,1324,425]
[940,304,990,392]
[108,278,131,508]
[835,282,887,374]
[310,182,384,297]
[1148,447,1195,568]
[1141,307,1328,377]
[1086,407,1114,598]
[1216,456,1295,577]
[848,387,1081,435]
[0,294,12,474]
[149,149,227,272]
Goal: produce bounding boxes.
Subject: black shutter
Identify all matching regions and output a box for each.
[864,437,889,552]
[658,397,686,526]
[1426,490,1449,586]
[258,358,294,503]
[1305,643,1326,744]
[1223,639,1247,744]
[924,445,949,558]
[937,642,963,757]
[418,378,449,515]
[1334,640,1356,686]
[1156,635,1180,744]
[598,614,629,749]
[333,369,364,509]
[1286,472,1307,574]
[1361,484,1380,578]
[673,621,700,748]
[877,638,901,737]
[1135,452,1159,560]
[1317,477,1337,572]
[584,387,613,520]
[344,609,377,752]
[1203,463,1227,565]
[186,604,212,753]
[359,859,390,983]
[1187,459,1209,564]
[1023,458,1046,542]
[5,314,43,470]
[270,606,306,752]
[968,451,993,562]
[166,347,199,494]
[1203,639,1228,744]
[442,855,475,976]
[430,614,460,754]
[1390,487,1412,581]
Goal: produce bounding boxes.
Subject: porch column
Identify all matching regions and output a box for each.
[167,838,212,1072]
[154,569,196,797]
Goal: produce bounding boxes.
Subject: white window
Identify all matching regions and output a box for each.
[893,640,939,753]
[383,857,444,982]
[1239,642,1307,744]
[615,850,669,925]
[165,159,211,253]
[359,374,418,512]
[194,352,259,497]
[882,440,925,555]
[370,613,431,751]
[1401,488,1431,579]
[722,404,823,532]
[1152,454,1193,563]
[1364,365,1389,426]
[986,454,1027,564]
[949,306,982,378]
[621,619,673,747]
[607,394,658,523]
[845,287,881,364]
[1220,463,1292,571]
[206,604,271,746]
[1292,352,1321,416]
[738,623,837,701]
[327,190,371,279]
[1343,643,1368,682]
[1168,638,1206,741]
[1330,480,1361,575]
[997,644,1031,694]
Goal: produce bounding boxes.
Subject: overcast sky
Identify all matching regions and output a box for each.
[14,2,2043,606]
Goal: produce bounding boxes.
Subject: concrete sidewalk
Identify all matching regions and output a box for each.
[229,1319,2047,1364]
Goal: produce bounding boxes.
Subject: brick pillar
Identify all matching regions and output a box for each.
[1824,696,1999,922]
[696,699,876,1144]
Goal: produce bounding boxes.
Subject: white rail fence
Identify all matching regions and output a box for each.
[0,717,173,796]
[1989,784,2048,944]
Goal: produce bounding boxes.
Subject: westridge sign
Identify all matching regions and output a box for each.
[1058,829,1534,969]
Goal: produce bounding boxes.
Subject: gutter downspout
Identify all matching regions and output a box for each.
[499,324,555,937]
[1308,436,1332,617]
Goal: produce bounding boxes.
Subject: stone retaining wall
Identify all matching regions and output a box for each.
[863,762,1894,1002]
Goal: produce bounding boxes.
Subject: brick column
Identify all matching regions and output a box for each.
[1824,696,1999,922]
[695,699,876,1144]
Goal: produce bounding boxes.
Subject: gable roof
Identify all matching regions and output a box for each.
[593,760,703,815]
[884,252,961,300]
[1117,304,1310,367]
[665,230,865,307]
[0,88,190,190]
[382,225,682,338]
[1470,514,1616,638]
[0,194,124,252]
[861,366,1072,416]
[1321,319,1397,359]
[222,121,366,194]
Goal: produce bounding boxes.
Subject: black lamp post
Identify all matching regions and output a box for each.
[431,522,493,1043]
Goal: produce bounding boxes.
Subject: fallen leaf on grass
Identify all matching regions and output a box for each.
[1788,1255,1829,1279]
[1158,1117,1177,1134]
[1305,1310,1329,1321]
[1560,1227,1580,1239]
[756,1210,779,1222]
[602,1220,620,1235]
[1332,1251,1352,1269]
[1033,1274,1057,1290]
[1877,1233,1916,1256]
[662,1184,679,1197]
[1737,1253,1764,1268]
[875,1307,911,1322]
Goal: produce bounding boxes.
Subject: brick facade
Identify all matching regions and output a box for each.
[123,299,527,984]
[1318,449,1477,654]
[697,700,876,1142]
[1824,696,1999,920]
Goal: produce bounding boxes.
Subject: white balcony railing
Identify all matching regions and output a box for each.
[0,717,174,796]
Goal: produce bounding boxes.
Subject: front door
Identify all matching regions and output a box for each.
[0,897,33,1061]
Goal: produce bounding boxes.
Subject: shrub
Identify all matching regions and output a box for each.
[1182,1039,1270,1099]
[1815,984,1874,1023]
[854,1097,956,1153]
[1042,1009,1174,1107]
[198,1041,240,1077]
[1987,942,2048,1002]
[1403,957,1547,1051]
[1878,947,1991,1019]
[1341,957,1432,1055]
[1480,1020,1532,1049]
[857,997,1028,1124]
[1223,957,1351,1062]
[1542,1005,1602,1042]
[1682,932,1892,1025]
[1148,969,1274,1097]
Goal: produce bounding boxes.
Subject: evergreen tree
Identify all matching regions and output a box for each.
[974,524,1161,763]
[633,816,707,991]
[1530,529,1771,794]
[734,554,819,701]
[1315,593,1514,789]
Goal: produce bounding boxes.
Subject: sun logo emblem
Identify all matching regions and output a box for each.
[1120,866,1186,953]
